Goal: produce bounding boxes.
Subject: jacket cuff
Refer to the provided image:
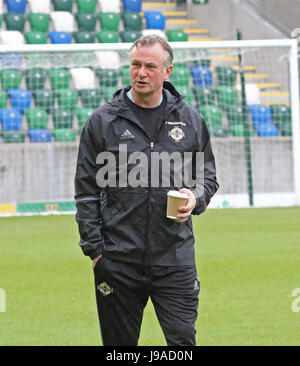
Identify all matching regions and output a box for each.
[78,238,104,260]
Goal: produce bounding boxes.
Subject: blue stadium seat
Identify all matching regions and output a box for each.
[144,11,166,30]
[5,0,26,13]
[7,89,32,114]
[28,129,52,142]
[1,53,23,69]
[254,122,279,137]
[190,65,213,86]
[122,0,142,12]
[0,109,22,130]
[248,104,271,124]
[48,31,72,44]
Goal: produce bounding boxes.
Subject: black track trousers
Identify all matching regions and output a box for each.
[93,256,200,346]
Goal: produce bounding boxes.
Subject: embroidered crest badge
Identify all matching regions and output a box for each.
[168,127,185,142]
[97,282,114,296]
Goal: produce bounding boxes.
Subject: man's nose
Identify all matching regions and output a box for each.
[138,66,147,78]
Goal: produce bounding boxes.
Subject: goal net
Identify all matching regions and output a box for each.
[0,39,299,215]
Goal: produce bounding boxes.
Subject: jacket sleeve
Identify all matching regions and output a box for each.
[74,117,104,260]
[191,116,219,215]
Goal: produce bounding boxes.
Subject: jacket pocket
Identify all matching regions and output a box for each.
[100,201,122,224]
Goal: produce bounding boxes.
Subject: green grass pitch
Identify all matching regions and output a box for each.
[0,207,299,346]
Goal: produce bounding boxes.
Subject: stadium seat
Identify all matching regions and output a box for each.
[0,69,21,90]
[122,0,142,12]
[192,86,215,107]
[28,129,52,142]
[98,12,120,31]
[4,13,26,31]
[236,83,260,105]
[1,130,25,143]
[76,0,97,13]
[27,0,51,13]
[73,31,95,43]
[0,108,22,130]
[1,53,23,70]
[278,122,292,136]
[215,85,238,106]
[142,29,166,39]
[0,90,8,108]
[72,52,96,67]
[96,30,119,43]
[95,68,118,87]
[166,29,188,42]
[144,12,166,30]
[25,31,47,44]
[24,68,47,91]
[172,49,189,69]
[271,105,292,135]
[225,104,248,125]
[190,49,211,67]
[52,128,76,141]
[28,13,50,32]
[33,89,55,113]
[248,104,271,124]
[25,108,48,129]
[52,0,73,12]
[199,104,222,126]
[79,89,102,108]
[121,12,142,31]
[94,51,120,69]
[254,122,279,137]
[210,125,228,138]
[230,123,254,137]
[52,108,74,129]
[0,30,25,44]
[270,104,291,126]
[101,87,118,102]
[190,65,213,86]
[215,66,237,86]
[48,31,72,44]
[75,12,97,31]
[50,11,75,32]
[170,67,190,87]
[5,0,26,13]
[70,67,96,90]
[76,107,93,128]
[55,88,78,110]
[119,30,141,43]
[48,68,70,90]
[175,86,194,105]
[120,65,130,85]
[98,0,120,12]
[7,89,32,114]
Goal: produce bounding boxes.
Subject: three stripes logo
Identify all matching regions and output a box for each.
[120,129,135,141]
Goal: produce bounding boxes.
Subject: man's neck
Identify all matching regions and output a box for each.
[129,89,163,108]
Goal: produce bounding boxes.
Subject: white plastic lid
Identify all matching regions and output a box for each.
[167,190,189,199]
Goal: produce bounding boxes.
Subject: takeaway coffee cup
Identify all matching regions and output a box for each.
[167,190,189,219]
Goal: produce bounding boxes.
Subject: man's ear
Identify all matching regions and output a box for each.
[164,64,173,80]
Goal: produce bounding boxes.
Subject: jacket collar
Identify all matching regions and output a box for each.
[108,81,184,116]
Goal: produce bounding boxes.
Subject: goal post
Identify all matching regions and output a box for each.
[0,39,299,216]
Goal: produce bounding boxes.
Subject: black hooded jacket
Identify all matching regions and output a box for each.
[74,81,219,266]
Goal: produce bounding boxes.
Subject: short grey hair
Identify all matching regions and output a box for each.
[129,34,174,68]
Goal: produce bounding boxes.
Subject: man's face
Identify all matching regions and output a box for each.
[130,43,173,98]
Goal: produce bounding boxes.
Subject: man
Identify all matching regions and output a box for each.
[74,35,218,346]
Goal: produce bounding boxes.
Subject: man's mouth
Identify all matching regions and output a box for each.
[136,80,147,86]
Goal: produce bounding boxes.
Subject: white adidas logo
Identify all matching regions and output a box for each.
[120,129,135,140]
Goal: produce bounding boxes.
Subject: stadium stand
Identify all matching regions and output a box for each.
[0,0,292,143]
